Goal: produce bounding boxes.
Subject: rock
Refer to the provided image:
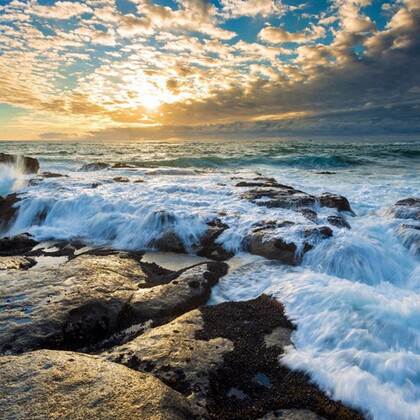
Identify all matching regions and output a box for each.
[258,409,326,419]
[134,178,145,183]
[243,222,332,265]
[242,187,316,210]
[79,162,110,171]
[327,215,351,229]
[300,208,318,222]
[319,193,354,214]
[239,178,316,210]
[105,295,361,419]
[0,350,197,419]
[0,193,20,231]
[196,219,233,261]
[0,254,144,353]
[104,309,234,411]
[390,198,420,254]
[40,171,68,178]
[392,197,420,220]
[113,176,130,183]
[196,295,362,420]
[315,171,336,175]
[152,231,186,253]
[244,230,298,265]
[0,152,39,174]
[125,262,228,325]
[0,234,38,256]
[113,162,136,168]
[0,255,227,354]
[0,256,36,270]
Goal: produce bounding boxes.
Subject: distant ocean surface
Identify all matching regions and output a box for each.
[1,138,420,419]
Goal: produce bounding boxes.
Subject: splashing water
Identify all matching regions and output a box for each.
[1,138,419,419]
[0,160,27,196]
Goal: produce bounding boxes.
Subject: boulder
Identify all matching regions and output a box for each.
[0,254,227,354]
[0,350,196,419]
[79,162,110,171]
[0,152,39,174]
[105,295,362,419]
[391,197,420,220]
[105,309,234,411]
[0,193,20,231]
[0,234,38,256]
[125,262,228,325]
[113,176,130,183]
[40,171,68,178]
[327,215,351,229]
[0,256,36,270]
[152,231,186,253]
[319,193,354,214]
[243,222,332,265]
[390,198,420,254]
[300,208,318,222]
[195,219,233,261]
[0,254,143,353]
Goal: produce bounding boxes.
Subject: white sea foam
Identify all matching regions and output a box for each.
[0,162,27,196]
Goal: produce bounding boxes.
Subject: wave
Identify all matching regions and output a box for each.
[108,154,367,170]
[0,162,27,196]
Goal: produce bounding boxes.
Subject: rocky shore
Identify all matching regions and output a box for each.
[1,153,418,419]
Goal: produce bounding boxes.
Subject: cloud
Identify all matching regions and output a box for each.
[220,0,285,18]
[259,24,326,44]
[30,1,92,19]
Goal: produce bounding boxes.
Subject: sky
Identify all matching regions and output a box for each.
[0,0,419,140]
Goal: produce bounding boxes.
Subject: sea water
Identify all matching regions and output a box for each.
[0,138,419,419]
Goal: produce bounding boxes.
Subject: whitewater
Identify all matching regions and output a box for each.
[1,138,419,419]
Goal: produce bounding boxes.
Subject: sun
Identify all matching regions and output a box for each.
[140,93,162,111]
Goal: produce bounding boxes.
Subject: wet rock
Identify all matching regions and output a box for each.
[259,409,325,419]
[0,254,144,353]
[113,176,130,183]
[105,309,234,411]
[0,234,38,256]
[390,198,420,254]
[196,219,233,261]
[0,193,20,231]
[0,256,36,270]
[197,295,362,420]
[319,193,354,214]
[80,162,110,171]
[0,350,197,419]
[125,262,228,325]
[327,215,351,229]
[315,171,336,175]
[134,178,145,183]
[242,187,316,210]
[0,152,39,174]
[113,162,136,168]
[300,208,318,222]
[105,296,360,418]
[40,171,68,178]
[152,231,186,253]
[238,178,317,210]
[243,223,332,265]
[392,197,420,220]
[244,230,298,265]
[0,255,227,354]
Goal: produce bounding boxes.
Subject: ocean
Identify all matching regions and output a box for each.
[1,138,419,419]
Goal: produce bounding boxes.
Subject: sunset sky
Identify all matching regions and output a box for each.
[0,0,419,140]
